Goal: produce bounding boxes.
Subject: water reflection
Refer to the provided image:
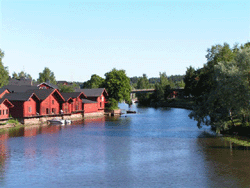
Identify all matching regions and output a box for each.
[0,133,8,185]
[1,107,250,187]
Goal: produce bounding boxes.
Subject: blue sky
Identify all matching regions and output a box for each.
[1,0,249,82]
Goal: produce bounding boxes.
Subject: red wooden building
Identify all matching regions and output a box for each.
[0,88,14,120]
[4,92,40,118]
[0,98,14,120]
[75,88,108,113]
[28,89,65,116]
[82,99,98,113]
[61,92,86,114]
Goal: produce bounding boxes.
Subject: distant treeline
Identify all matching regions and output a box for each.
[130,74,185,89]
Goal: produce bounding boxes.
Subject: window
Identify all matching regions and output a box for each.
[3,110,4,115]
[52,100,54,105]
[75,105,78,110]
[29,107,32,113]
[0,110,1,115]
[46,108,49,114]
[52,108,56,114]
[6,109,8,115]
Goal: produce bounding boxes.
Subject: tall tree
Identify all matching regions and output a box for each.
[82,74,105,89]
[104,68,131,103]
[136,74,150,89]
[12,71,32,79]
[184,66,197,96]
[0,49,9,87]
[37,67,56,85]
[136,74,152,104]
[153,72,171,101]
[189,42,250,131]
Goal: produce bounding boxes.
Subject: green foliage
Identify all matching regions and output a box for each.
[136,74,153,104]
[136,74,150,89]
[105,98,119,110]
[153,72,172,101]
[12,71,32,79]
[104,68,131,103]
[37,67,56,84]
[0,49,9,87]
[58,84,75,92]
[7,119,20,126]
[188,42,250,131]
[82,74,105,89]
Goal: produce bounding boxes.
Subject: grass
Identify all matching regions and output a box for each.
[7,119,20,126]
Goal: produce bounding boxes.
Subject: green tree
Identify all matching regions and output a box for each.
[82,74,105,89]
[0,49,9,87]
[58,84,75,92]
[104,68,131,103]
[136,74,150,89]
[183,66,197,96]
[136,74,152,104]
[153,72,170,101]
[12,71,32,79]
[189,42,250,131]
[37,67,56,84]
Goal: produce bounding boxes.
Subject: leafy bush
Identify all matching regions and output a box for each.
[105,98,119,110]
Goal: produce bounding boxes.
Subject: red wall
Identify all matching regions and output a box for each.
[87,94,106,112]
[23,97,38,117]
[62,102,72,114]
[0,90,10,99]
[72,97,82,112]
[40,94,60,115]
[62,96,83,114]
[83,103,99,113]
[0,103,10,120]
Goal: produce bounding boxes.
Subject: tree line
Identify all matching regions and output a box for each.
[184,42,250,133]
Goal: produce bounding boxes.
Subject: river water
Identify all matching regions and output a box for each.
[0,104,250,187]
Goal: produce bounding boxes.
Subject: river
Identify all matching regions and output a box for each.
[0,104,250,187]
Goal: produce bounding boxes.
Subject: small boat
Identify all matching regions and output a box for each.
[65,119,71,125]
[48,118,65,125]
[126,110,136,114]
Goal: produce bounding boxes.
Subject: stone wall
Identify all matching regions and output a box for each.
[84,111,104,118]
[23,118,41,125]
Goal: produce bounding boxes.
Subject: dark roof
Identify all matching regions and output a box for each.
[75,88,108,97]
[61,92,86,101]
[8,78,32,86]
[4,92,37,101]
[37,82,58,89]
[26,89,65,101]
[0,88,8,94]
[25,89,55,100]
[3,85,38,93]
[82,99,97,104]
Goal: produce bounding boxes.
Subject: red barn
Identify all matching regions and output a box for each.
[28,89,65,116]
[0,98,14,120]
[61,92,86,114]
[75,88,108,113]
[4,92,40,118]
[82,99,98,113]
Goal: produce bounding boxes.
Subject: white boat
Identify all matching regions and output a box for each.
[65,119,71,125]
[48,118,65,125]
